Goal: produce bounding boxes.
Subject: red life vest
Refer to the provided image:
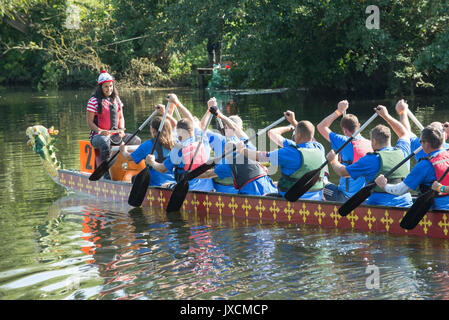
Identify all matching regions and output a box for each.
[181,141,207,171]
[93,97,122,131]
[429,150,449,193]
[340,138,373,165]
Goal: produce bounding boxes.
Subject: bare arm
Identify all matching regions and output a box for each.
[326,150,350,177]
[268,126,291,147]
[167,93,194,123]
[376,105,409,140]
[317,100,348,142]
[395,99,412,135]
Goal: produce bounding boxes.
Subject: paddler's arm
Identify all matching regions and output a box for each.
[196,168,218,179]
[375,174,412,195]
[119,143,133,161]
[167,93,194,123]
[155,104,177,128]
[217,112,248,139]
[235,141,270,162]
[145,154,168,173]
[375,105,409,140]
[268,110,296,147]
[317,100,348,142]
[395,99,412,135]
[326,150,350,178]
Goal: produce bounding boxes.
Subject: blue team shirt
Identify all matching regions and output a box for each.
[212,135,277,196]
[130,140,175,187]
[410,135,449,161]
[403,149,449,210]
[345,138,413,207]
[267,139,325,200]
[329,132,369,197]
[163,135,214,192]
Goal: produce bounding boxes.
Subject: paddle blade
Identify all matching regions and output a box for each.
[89,161,109,181]
[338,183,375,216]
[400,191,435,230]
[166,179,189,213]
[128,168,150,207]
[284,169,320,202]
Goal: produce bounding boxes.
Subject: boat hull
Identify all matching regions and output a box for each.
[58,169,449,239]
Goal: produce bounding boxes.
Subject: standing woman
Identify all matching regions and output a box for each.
[86,70,141,178]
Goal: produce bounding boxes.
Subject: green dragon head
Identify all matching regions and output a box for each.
[26,125,62,179]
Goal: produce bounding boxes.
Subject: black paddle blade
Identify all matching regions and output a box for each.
[127,168,150,207]
[400,191,435,230]
[284,169,320,202]
[166,179,189,213]
[186,162,216,181]
[88,161,109,181]
[338,183,375,216]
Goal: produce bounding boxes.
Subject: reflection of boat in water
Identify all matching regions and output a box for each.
[27,124,449,239]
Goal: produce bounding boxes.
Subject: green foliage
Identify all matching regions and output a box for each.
[0,0,448,96]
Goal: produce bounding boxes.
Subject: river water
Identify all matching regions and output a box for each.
[1,86,449,300]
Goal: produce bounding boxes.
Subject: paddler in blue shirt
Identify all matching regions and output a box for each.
[235,111,327,200]
[326,105,413,207]
[395,98,449,161]
[317,100,373,202]
[145,94,214,192]
[197,98,277,196]
[375,125,449,210]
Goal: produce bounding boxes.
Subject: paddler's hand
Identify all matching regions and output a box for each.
[145,154,156,166]
[375,105,389,119]
[374,174,388,190]
[167,93,180,105]
[99,129,111,136]
[395,99,408,116]
[326,150,337,163]
[235,140,246,154]
[119,142,126,153]
[432,181,443,192]
[118,130,126,138]
[443,122,449,137]
[337,100,349,114]
[284,110,296,126]
[155,103,165,115]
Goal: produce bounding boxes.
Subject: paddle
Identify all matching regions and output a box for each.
[166,112,215,213]
[89,110,158,181]
[338,146,423,216]
[284,112,379,202]
[183,114,287,183]
[399,110,447,229]
[127,102,170,207]
[338,108,425,216]
[400,165,449,230]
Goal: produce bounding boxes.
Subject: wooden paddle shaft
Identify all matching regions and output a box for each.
[407,109,424,131]
[150,102,170,154]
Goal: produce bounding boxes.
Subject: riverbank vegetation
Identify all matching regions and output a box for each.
[1,0,448,97]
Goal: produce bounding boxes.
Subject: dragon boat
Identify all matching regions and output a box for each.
[27,124,449,239]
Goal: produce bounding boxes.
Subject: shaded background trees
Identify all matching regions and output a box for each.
[0,0,448,96]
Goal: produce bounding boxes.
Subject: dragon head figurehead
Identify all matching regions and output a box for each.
[26,125,62,179]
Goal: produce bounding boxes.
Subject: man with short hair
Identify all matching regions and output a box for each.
[326,105,412,207]
[317,100,373,202]
[236,111,326,200]
[375,125,449,210]
[395,99,449,161]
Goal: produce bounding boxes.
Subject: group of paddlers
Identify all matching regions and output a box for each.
[86,70,449,211]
